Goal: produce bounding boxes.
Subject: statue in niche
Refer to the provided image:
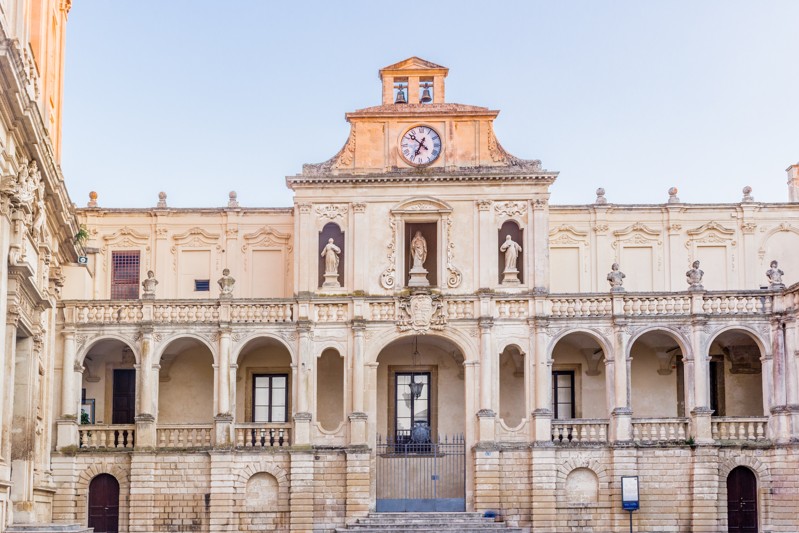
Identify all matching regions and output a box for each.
[499,235,522,285]
[141,270,158,298]
[218,268,236,298]
[411,231,427,270]
[408,230,430,287]
[321,238,342,288]
[31,182,46,241]
[686,260,704,291]
[766,260,785,289]
[607,263,626,292]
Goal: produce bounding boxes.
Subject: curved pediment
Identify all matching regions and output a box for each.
[390,197,453,214]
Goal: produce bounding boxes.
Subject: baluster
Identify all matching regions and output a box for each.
[236,429,244,447]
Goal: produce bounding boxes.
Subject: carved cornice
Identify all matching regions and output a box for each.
[686,221,735,236]
[613,222,661,238]
[391,196,452,214]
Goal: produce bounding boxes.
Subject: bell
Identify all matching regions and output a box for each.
[394,88,407,105]
[420,83,432,104]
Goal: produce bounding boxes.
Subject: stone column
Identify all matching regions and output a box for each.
[477,317,496,442]
[215,328,233,446]
[769,319,791,443]
[530,196,550,293]
[784,316,799,439]
[690,319,713,444]
[2,316,18,465]
[56,329,79,449]
[135,328,156,449]
[349,321,367,445]
[364,362,379,451]
[531,321,552,442]
[293,321,313,446]
[477,199,494,288]
[610,324,632,442]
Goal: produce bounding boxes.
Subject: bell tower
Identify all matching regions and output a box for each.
[379,57,448,105]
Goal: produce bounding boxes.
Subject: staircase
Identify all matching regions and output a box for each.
[6,526,92,533]
[336,512,526,532]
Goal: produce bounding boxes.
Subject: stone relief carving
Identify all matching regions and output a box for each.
[352,203,367,213]
[335,128,356,169]
[477,199,492,211]
[494,201,527,218]
[240,226,292,273]
[302,128,356,175]
[397,293,446,333]
[171,227,222,272]
[379,216,398,289]
[593,224,609,234]
[445,216,462,288]
[486,123,542,170]
[315,204,348,220]
[741,222,757,234]
[297,203,312,214]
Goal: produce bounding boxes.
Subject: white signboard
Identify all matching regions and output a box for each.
[621,476,639,510]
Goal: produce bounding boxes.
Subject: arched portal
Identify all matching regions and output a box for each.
[708,329,764,417]
[629,330,686,417]
[81,339,137,426]
[374,335,466,512]
[550,332,608,419]
[727,466,757,533]
[157,337,215,425]
[88,474,120,533]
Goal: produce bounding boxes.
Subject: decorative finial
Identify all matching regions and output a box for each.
[595,188,607,205]
[157,191,167,208]
[668,187,680,203]
[742,186,754,202]
[87,191,98,208]
[227,191,239,208]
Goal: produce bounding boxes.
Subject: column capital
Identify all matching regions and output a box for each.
[478,317,494,330]
[351,319,366,331]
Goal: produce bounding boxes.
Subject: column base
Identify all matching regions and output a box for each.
[691,407,714,444]
[610,407,632,443]
[293,412,312,446]
[56,418,79,450]
[134,414,156,449]
[476,409,496,443]
[348,412,368,446]
[214,414,233,447]
[532,408,552,443]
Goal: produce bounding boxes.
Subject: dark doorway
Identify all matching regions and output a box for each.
[88,474,120,533]
[727,466,757,533]
[112,369,136,424]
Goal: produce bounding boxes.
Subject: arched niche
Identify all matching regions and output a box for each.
[245,472,279,511]
[499,345,525,427]
[318,222,344,289]
[565,468,599,504]
[498,220,523,285]
[316,349,344,431]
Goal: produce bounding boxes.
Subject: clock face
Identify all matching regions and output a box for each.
[400,126,442,166]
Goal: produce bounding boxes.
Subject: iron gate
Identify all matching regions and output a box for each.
[375,433,465,512]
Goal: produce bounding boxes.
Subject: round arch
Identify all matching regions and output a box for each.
[232,333,296,366]
[77,334,139,366]
[627,326,691,361]
[548,328,613,360]
[365,327,476,365]
[706,324,769,358]
[154,332,217,365]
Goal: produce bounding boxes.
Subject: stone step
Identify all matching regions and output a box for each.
[337,512,524,532]
[6,526,93,533]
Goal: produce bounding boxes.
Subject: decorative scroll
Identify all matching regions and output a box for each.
[380,216,398,289]
[445,216,462,288]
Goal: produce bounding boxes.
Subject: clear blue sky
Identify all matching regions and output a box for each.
[61,1,799,208]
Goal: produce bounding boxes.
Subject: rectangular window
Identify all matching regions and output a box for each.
[252,374,288,423]
[552,370,575,420]
[395,372,430,442]
[111,251,140,299]
[194,279,210,292]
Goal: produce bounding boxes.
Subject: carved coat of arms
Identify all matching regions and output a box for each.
[397,293,446,333]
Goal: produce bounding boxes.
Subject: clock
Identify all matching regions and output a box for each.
[399,125,442,166]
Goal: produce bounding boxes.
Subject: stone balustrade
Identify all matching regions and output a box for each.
[632,418,689,443]
[551,420,609,444]
[156,424,213,448]
[63,288,787,328]
[711,417,768,442]
[79,425,135,449]
[234,423,291,448]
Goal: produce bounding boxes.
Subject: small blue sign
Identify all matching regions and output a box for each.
[621,476,640,511]
[78,256,88,265]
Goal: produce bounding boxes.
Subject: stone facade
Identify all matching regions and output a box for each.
[2,9,799,533]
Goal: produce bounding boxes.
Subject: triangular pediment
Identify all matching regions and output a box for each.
[380,57,448,73]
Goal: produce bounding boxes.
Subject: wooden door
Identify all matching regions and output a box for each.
[88,474,119,533]
[112,369,136,424]
[727,466,758,533]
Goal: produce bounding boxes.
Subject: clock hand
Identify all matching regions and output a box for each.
[414,137,427,157]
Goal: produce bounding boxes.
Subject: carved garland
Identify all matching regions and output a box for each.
[240,226,293,274]
[445,215,463,288]
[170,227,222,272]
[380,216,398,289]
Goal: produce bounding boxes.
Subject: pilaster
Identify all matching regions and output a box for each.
[345,448,371,522]
[609,323,632,442]
[531,319,552,442]
[289,450,315,532]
